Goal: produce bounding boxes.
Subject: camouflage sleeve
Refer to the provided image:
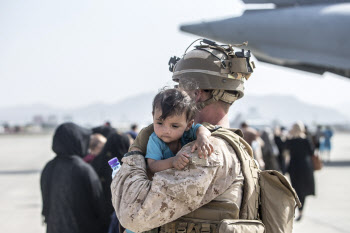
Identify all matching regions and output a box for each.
[129,124,154,153]
[111,137,241,232]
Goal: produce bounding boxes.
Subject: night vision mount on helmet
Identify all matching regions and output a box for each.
[168,39,255,109]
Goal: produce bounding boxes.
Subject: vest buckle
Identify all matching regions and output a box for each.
[200,223,211,233]
[176,222,187,233]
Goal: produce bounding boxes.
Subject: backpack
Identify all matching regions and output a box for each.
[208,125,301,233]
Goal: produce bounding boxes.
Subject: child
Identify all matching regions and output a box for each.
[124,88,214,233]
[146,88,213,173]
[83,133,107,163]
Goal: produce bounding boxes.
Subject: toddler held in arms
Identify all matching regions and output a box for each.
[146,88,214,173]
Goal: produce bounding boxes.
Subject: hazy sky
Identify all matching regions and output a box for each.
[1,0,350,110]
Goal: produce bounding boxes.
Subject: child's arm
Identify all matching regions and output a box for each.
[191,126,214,159]
[148,153,190,173]
[147,158,174,173]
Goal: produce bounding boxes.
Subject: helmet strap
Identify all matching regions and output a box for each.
[197,90,239,110]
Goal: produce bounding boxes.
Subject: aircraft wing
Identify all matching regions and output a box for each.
[242,0,350,7]
[180,2,350,78]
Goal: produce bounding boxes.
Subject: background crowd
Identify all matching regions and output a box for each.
[40,120,333,232]
[241,121,333,221]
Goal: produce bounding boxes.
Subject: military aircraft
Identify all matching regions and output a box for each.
[180,0,350,78]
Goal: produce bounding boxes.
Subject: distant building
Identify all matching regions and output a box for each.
[33,115,44,126]
[63,115,73,122]
[46,115,58,128]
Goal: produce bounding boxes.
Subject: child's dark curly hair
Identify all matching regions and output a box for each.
[152,88,197,122]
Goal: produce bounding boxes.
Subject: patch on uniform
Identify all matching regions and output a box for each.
[179,138,222,167]
[190,156,210,166]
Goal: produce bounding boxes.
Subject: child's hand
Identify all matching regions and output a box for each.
[191,136,214,159]
[172,153,190,170]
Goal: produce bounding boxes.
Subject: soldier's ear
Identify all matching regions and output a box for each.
[195,90,211,103]
[193,90,202,103]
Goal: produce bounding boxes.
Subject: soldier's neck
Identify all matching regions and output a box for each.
[195,105,230,128]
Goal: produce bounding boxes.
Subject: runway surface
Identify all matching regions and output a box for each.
[0,132,349,233]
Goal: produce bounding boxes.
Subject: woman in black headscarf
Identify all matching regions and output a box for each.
[41,122,109,233]
[92,125,117,139]
[91,133,130,216]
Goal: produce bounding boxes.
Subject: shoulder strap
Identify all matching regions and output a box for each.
[210,127,260,220]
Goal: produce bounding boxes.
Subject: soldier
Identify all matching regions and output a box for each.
[111,39,263,233]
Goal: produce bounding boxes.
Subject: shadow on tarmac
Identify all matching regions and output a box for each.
[323,160,350,167]
[0,169,41,175]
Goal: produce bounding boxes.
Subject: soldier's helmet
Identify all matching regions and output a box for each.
[168,39,255,109]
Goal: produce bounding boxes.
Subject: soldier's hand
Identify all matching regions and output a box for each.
[172,153,190,170]
[191,136,214,159]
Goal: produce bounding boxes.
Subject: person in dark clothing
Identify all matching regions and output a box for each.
[260,128,280,171]
[40,122,109,233]
[91,133,130,230]
[285,122,315,221]
[92,125,117,139]
[274,126,287,174]
[126,124,138,140]
[312,125,323,151]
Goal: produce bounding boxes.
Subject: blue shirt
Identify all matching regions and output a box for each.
[145,123,202,160]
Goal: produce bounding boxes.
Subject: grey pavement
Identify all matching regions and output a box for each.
[0,133,349,233]
[293,133,350,233]
[0,134,53,233]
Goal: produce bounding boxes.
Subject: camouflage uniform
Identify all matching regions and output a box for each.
[111,136,243,233]
[110,39,299,233]
[111,39,257,233]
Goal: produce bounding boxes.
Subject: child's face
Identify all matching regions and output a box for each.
[90,142,105,156]
[153,108,193,143]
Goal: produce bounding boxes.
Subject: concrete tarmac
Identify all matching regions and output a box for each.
[0,133,349,233]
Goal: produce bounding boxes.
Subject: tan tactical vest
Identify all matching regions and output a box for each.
[182,124,260,220]
[152,125,261,233]
[156,124,300,233]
